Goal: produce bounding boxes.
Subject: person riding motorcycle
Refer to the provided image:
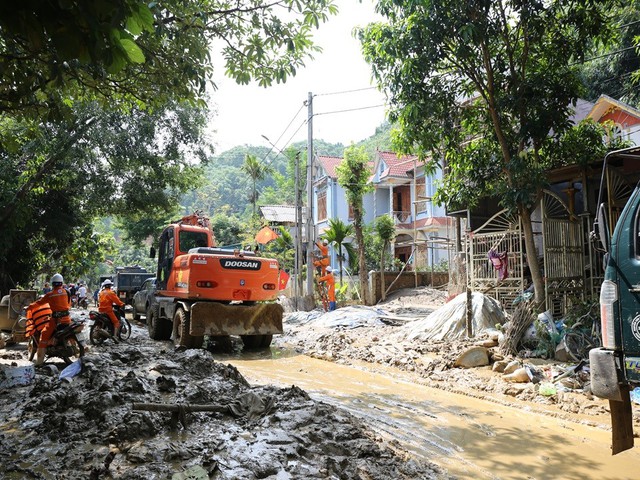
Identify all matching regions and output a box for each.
[26,273,71,365]
[98,279,125,335]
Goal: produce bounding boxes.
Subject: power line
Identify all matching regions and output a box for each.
[314,104,386,117]
[315,86,378,97]
[570,44,640,66]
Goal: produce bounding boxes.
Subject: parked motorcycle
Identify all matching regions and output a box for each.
[24,316,86,365]
[89,305,131,345]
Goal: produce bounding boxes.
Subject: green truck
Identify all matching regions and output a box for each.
[590,145,640,454]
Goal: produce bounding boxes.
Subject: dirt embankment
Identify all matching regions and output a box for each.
[276,286,638,429]
[0,322,444,479]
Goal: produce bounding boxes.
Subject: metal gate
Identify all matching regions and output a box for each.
[469,210,525,312]
[541,190,585,317]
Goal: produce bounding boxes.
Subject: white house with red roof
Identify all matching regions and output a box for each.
[313,150,450,271]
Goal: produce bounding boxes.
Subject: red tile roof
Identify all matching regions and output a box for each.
[377,151,417,179]
[317,155,343,179]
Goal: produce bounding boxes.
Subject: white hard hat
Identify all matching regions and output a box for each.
[102,279,114,288]
[322,239,328,245]
[326,266,333,273]
[51,273,63,285]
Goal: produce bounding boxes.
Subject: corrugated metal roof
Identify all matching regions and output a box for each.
[259,205,302,223]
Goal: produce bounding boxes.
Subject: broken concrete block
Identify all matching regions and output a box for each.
[503,360,521,374]
[492,360,509,373]
[503,367,531,383]
[454,346,490,368]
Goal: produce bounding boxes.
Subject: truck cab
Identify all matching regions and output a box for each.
[590,145,640,454]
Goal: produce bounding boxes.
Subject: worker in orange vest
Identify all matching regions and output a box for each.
[317,266,336,311]
[313,239,330,276]
[27,273,71,365]
[99,279,125,334]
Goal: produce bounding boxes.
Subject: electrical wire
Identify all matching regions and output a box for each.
[315,86,378,97]
[314,104,386,117]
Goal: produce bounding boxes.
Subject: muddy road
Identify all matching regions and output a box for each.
[220,348,640,480]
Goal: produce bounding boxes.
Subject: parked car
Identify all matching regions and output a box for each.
[131,277,156,321]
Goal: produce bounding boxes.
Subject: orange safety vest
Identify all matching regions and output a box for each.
[25,303,53,337]
[99,288,124,312]
[318,272,336,302]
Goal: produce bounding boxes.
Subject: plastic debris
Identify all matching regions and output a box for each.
[539,382,557,396]
[631,387,640,405]
[59,358,83,380]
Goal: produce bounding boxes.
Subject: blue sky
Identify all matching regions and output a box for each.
[209,0,387,153]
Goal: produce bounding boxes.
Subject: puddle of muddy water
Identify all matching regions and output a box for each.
[219,348,640,480]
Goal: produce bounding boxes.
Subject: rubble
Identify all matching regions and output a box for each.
[277,286,632,424]
[0,323,442,479]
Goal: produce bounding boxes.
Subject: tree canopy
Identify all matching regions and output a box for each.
[360,0,616,305]
[0,0,338,119]
[0,0,338,293]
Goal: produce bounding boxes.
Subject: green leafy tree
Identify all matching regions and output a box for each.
[241,153,273,218]
[265,226,295,272]
[0,0,338,119]
[210,211,245,247]
[579,2,640,104]
[360,0,614,306]
[337,145,373,304]
[0,101,205,294]
[323,218,355,283]
[375,214,396,301]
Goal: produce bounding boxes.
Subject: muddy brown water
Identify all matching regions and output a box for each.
[219,348,640,480]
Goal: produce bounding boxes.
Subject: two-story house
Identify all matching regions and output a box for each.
[313,150,450,271]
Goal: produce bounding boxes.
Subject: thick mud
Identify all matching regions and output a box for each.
[222,350,640,480]
[0,322,443,479]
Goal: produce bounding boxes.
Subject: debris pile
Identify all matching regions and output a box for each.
[0,327,441,479]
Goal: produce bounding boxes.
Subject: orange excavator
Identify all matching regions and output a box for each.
[147,211,283,349]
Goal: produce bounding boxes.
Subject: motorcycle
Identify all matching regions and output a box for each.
[78,297,89,310]
[89,305,132,345]
[24,315,86,365]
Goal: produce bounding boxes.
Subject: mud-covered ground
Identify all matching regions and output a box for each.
[0,319,445,479]
[276,286,640,429]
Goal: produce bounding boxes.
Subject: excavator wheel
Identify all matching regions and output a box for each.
[173,308,203,349]
[147,304,172,341]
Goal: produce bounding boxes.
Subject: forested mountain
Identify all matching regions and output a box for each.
[182,122,393,218]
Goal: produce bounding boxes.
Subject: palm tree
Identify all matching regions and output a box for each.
[323,218,355,284]
[375,214,396,301]
[241,154,272,218]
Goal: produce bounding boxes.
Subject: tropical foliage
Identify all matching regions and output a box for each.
[359,0,615,305]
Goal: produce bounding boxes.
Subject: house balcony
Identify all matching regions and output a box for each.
[392,211,412,224]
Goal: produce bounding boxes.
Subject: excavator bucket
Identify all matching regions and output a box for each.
[189,302,283,337]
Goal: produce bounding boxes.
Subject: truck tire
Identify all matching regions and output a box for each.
[147,304,172,341]
[173,308,203,349]
[241,334,272,350]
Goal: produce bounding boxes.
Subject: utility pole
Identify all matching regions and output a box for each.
[295,152,303,308]
[306,91,314,296]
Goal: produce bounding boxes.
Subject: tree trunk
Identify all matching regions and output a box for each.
[519,204,545,308]
[380,240,387,302]
[354,215,369,305]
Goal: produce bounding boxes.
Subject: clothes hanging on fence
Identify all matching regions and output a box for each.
[488,248,509,281]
